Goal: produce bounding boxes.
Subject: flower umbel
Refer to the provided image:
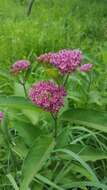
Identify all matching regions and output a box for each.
[11,60,30,75]
[28,81,67,113]
[37,49,83,74]
[80,63,93,72]
[50,49,83,74]
[0,111,3,121]
[37,52,53,63]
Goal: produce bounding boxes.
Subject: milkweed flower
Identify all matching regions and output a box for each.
[0,111,3,121]
[80,63,93,72]
[50,49,83,74]
[37,52,53,63]
[11,60,30,75]
[28,81,67,113]
[37,49,83,74]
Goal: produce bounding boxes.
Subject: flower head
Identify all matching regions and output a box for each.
[0,111,3,121]
[37,52,53,63]
[11,60,30,75]
[50,49,83,74]
[37,49,83,74]
[80,63,93,72]
[28,81,66,113]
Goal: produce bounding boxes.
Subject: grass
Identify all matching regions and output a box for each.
[1,0,107,189]
[0,0,107,69]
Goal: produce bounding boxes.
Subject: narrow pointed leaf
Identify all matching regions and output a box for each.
[58,144,107,161]
[0,96,41,111]
[36,174,64,190]
[13,121,42,146]
[61,109,107,133]
[55,148,99,183]
[20,135,55,190]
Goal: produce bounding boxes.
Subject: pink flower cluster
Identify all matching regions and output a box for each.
[80,63,93,72]
[28,81,66,113]
[11,60,30,74]
[0,111,3,121]
[37,49,83,74]
[50,49,83,74]
[10,50,93,114]
[37,52,53,63]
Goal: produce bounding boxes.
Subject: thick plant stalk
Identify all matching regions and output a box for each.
[27,0,35,16]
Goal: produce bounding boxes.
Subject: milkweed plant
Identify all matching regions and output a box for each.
[10,49,93,139]
[3,49,107,190]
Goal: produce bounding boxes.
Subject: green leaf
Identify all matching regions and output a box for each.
[102,51,107,63]
[88,91,102,106]
[1,113,11,147]
[84,54,98,65]
[46,68,59,78]
[56,128,70,147]
[62,181,107,189]
[0,96,41,111]
[31,182,43,190]
[61,109,107,133]
[13,120,43,146]
[68,91,81,103]
[36,174,64,190]
[0,131,5,145]
[55,148,99,183]
[6,173,19,190]
[14,83,42,124]
[70,163,94,181]
[22,109,40,125]
[12,137,28,158]
[58,144,107,162]
[14,82,25,97]
[20,135,55,190]
[0,70,13,81]
[56,164,93,185]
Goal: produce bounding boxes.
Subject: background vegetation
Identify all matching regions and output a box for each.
[0,0,107,68]
[1,0,107,189]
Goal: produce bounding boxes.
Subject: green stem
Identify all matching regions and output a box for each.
[27,0,35,16]
[1,115,17,173]
[54,117,57,139]
[22,82,28,98]
[63,74,69,87]
[18,79,28,98]
[88,72,92,91]
[86,72,92,103]
[51,113,58,139]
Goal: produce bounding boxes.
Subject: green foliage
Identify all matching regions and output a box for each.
[20,135,55,190]
[58,144,107,161]
[61,109,107,133]
[0,0,107,70]
[1,0,107,190]
[0,95,40,110]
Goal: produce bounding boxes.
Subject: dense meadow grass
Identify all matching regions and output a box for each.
[1,0,107,189]
[0,0,107,68]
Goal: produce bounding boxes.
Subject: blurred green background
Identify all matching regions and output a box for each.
[1,2,107,189]
[0,0,107,69]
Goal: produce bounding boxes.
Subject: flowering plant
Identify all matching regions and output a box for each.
[10,50,93,140]
[2,49,107,190]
